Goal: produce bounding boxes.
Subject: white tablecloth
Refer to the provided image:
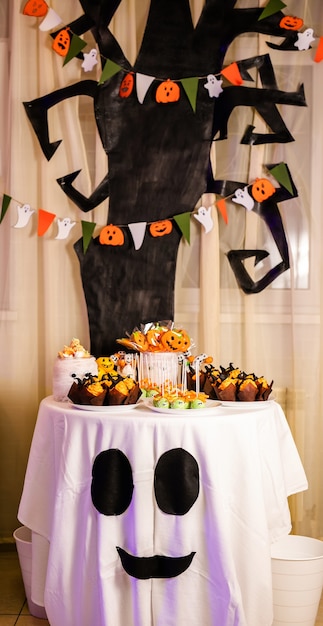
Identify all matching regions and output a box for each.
[18,397,307,626]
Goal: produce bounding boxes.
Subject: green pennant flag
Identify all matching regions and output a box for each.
[174,212,191,244]
[258,0,286,20]
[63,34,87,66]
[180,77,199,112]
[98,59,123,85]
[269,163,294,195]
[0,194,11,224]
[81,220,96,253]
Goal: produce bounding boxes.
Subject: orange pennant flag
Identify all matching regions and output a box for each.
[216,198,228,224]
[221,62,243,86]
[38,209,56,236]
[314,37,323,63]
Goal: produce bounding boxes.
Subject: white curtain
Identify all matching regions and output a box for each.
[0,0,322,540]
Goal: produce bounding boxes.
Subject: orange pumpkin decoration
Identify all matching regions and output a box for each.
[280,15,304,31]
[160,329,191,352]
[131,331,148,351]
[149,220,173,237]
[251,178,276,203]
[119,73,134,98]
[99,224,124,246]
[23,0,48,16]
[156,79,180,104]
[52,29,71,57]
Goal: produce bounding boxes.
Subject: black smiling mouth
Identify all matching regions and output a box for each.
[117,547,195,579]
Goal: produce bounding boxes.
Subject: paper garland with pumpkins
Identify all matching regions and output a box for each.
[23,0,308,355]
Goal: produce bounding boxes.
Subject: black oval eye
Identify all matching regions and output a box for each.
[91,449,133,515]
[154,448,199,515]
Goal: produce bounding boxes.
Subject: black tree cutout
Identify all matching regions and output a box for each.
[24,0,307,355]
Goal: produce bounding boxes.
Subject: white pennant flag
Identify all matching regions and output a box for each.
[128,222,147,250]
[136,73,155,104]
[39,8,62,31]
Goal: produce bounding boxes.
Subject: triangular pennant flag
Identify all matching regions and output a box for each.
[269,163,293,195]
[63,34,87,66]
[136,73,156,104]
[39,7,62,31]
[180,77,199,112]
[81,220,96,253]
[221,62,243,86]
[173,212,191,244]
[0,194,11,223]
[314,37,323,62]
[216,198,228,224]
[99,59,123,85]
[128,222,147,250]
[258,0,286,21]
[38,209,56,236]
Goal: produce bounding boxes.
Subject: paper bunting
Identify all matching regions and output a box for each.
[216,198,228,224]
[0,194,11,223]
[82,221,96,253]
[128,222,147,250]
[38,209,56,236]
[221,63,243,86]
[258,0,286,21]
[14,204,35,228]
[180,77,199,112]
[55,217,76,240]
[39,8,62,32]
[63,34,87,66]
[193,206,214,233]
[314,37,323,62]
[99,59,123,85]
[173,212,191,244]
[136,73,156,104]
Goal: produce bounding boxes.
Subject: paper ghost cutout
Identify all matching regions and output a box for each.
[14,203,35,228]
[204,75,223,98]
[55,217,76,239]
[81,49,98,72]
[193,206,214,233]
[294,28,315,51]
[232,186,255,211]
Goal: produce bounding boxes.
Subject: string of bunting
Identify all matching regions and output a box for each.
[22,0,323,112]
[0,162,293,252]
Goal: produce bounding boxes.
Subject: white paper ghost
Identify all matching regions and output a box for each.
[55,217,76,240]
[294,28,315,51]
[193,206,214,233]
[204,75,223,98]
[14,204,35,228]
[232,186,254,211]
[81,49,99,72]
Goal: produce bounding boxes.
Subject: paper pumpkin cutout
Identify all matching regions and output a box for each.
[23,0,48,17]
[99,224,124,246]
[156,79,180,103]
[52,28,71,57]
[251,178,276,203]
[149,220,173,237]
[119,73,134,98]
[279,15,303,31]
[160,329,190,352]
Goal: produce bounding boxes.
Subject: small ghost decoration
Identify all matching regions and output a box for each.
[55,217,76,240]
[204,75,223,98]
[232,186,255,211]
[14,204,35,228]
[294,28,315,51]
[193,206,214,233]
[81,49,98,72]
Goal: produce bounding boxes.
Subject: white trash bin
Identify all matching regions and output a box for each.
[13,526,47,619]
[271,534,323,626]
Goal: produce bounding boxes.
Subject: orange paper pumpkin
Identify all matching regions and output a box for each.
[99,224,124,246]
[280,15,304,31]
[156,79,180,104]
[251,178,276,203]
[160,329,190,352]
[23,0,48,17]
[52,29,71,57]
[149,220,173,237]
[119,73,134,98]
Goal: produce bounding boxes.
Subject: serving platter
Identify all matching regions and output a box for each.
[72,402,139,412]
[147,399,221,416]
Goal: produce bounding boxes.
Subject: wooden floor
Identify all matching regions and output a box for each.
[1,545,323,625]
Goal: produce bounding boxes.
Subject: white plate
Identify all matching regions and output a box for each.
[72,402,140,413]
[148,399,221,416]
[220,400,274,409]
